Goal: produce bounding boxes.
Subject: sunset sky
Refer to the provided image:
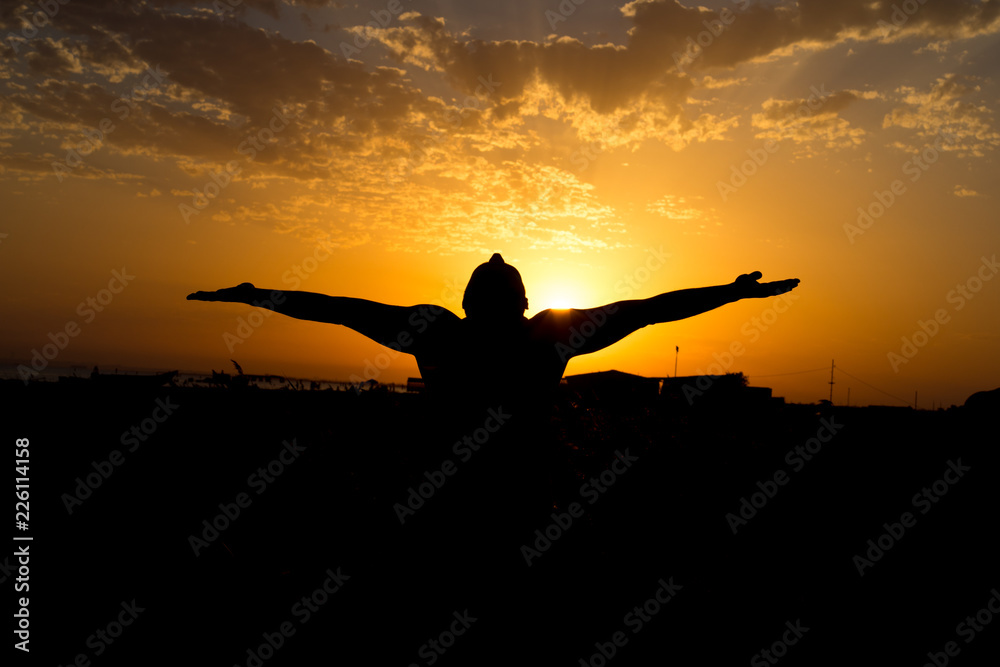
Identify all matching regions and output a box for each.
[2,0,998,406]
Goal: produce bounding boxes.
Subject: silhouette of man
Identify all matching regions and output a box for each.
[187,255,801,653]
[188,253,799,409]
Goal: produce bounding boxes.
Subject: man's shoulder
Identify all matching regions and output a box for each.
[526,308,572,326]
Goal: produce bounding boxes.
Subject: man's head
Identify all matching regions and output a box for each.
[462,253,528,320]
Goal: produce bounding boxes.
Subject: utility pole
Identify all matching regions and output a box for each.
[674,346,679,378]
[828,359,835,404]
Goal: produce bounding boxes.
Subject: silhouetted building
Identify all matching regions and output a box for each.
[658,372,780,408]
[562,370,781,408]
[564,370,661,402]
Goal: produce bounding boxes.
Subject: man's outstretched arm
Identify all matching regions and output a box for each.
[186,283,459,352]
[546,272,799,358]
[633,272,799,323]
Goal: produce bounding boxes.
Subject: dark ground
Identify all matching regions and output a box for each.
[3,379,997,666]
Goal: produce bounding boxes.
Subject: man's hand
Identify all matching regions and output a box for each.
[186,283,257,303]
[733,272,800,299]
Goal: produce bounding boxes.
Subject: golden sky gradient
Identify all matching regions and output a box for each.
[2,0,998,406]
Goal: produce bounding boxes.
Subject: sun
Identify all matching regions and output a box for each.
[547,297,574,309]
[529,281,587,312]
[521,261,608,315]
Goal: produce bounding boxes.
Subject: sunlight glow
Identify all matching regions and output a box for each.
[3,1,999,408]
[530,281,588,312]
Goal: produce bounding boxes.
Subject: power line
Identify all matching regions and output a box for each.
[675,360,916,408]
[751,366,830,378]
[745,363,915,408]
[834,365,914,407]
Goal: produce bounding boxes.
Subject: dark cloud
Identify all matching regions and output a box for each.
[371,0,1000,116]
[883,74,1000,155]
[756,90,862,124]
[24,38,80,76]
[2,0,997,198]
[373,14,693,114]
[624,0,1000,69]
[1,0,453,181]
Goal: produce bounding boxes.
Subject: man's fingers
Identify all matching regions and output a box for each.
[767,279,800,294]
[187,283,255,302]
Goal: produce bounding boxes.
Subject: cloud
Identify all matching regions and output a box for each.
[363,12,695,115]
[23,37,82,76]
[2,0,998,257]
[882,74,1000,156]
[698,75,747,90]
[2,2,463,190]
[646,194,705,220]
[351,1,1000,163]
[365,1,1000,114]
[621,0,1000,73]
[752,89,867,149]
[646,194,720,236]
[205,156,628,253]
[953,185,981,197]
